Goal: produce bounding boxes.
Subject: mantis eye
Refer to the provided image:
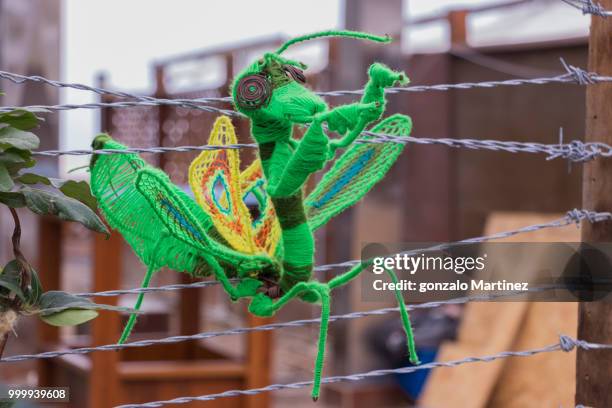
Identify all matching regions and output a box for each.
[283,65,306,84]
[236,74,272,110]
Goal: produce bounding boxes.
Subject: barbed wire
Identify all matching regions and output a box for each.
[0,288,554,364]
[0,59,608,114]
[75,279,231,298]
[68,209,608,299]
[33,129,612,164]
[114,334,611,407]
[561,0,612,16]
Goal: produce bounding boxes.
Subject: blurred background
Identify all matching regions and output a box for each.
[0,0,593,407]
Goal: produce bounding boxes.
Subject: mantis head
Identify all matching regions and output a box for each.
[231,30,392,141]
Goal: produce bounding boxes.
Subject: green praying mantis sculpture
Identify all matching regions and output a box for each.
[89,30,419,401]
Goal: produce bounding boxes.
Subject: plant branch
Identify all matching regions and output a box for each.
[0,332,7,358]
[9,208,30,292]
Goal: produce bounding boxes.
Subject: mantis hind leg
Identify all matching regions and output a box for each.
[385,267,419,364]
[309,283,330,401]
[118,265,155,344]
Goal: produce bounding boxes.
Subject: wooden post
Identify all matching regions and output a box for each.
[36,217,62,385]
[245,315,272,408]
[90,232,122,408]
[577,3,612,406]
[448,9,468,48]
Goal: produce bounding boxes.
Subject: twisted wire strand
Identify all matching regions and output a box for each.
[70,209,609,299]
[315,209,612,272]
[115,335,612,407]
[31,130,612,164]
[0,288,553,364]
[0,60,609,113]
[75,279,233,298]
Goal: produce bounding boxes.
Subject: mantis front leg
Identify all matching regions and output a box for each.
[327,62,408,157]
[266,119,330,199]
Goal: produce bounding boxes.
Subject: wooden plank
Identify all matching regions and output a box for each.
[90,232,122,408]
[421,212,580,407]
[489,302,577,407]
[577,2,612,405]
[487,213,579,408]
[420,303,527,408]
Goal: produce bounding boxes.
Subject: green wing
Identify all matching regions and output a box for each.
[90,136,213,275]
[304,114,412,231]
[90,135,271,276]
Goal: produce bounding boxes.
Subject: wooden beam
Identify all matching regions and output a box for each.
[576,2,612,405]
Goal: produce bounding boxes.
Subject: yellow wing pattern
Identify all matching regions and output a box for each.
[188,116,280,256]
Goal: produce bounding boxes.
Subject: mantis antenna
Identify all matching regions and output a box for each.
[275,30,391,55]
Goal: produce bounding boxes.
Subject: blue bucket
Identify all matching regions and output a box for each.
[395,348,438,400]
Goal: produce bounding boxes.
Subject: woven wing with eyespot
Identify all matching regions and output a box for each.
[189,116,255,254]
[189,115,281,257]
[90,138,208,274]
[305,113,412,231]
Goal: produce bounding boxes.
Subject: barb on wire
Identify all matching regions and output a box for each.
[560,0,612,17]
[0,288,553,364]
[0,60,609,114]
[114,334,612,407]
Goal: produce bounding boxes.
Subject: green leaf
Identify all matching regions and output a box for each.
[21,187,108,234]
[0,260,25,302]
[26,269,43,306]
[39,309,98,327]
[0,127,39,151]
[0,149,35,174]
[0,191,25,207]
[37,290,136,314]
[55,180,98,212]
[38,291,94,313]
[36,290,136,326]
[0,109,42,131]
[16,173,50,185]
[17,175,98,212]
[0,165,14,191]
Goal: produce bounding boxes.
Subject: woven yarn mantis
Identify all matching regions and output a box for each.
[89,30,419,401]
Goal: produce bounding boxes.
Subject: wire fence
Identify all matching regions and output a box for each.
[2,6,612,404]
